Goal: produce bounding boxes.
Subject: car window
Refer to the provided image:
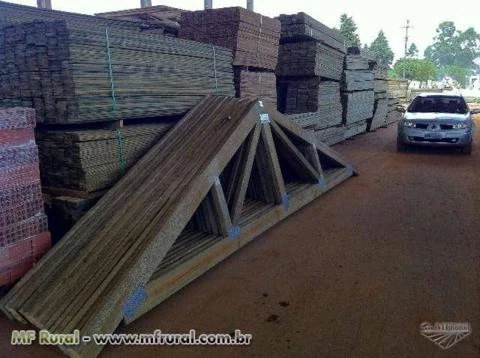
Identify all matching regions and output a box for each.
[408,96,468,114]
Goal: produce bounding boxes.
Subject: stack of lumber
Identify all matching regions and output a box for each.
[386,79,408,125]
[0,108,50,286]
[369,63,389,131]
[342,91,375,124]
[37,123,172,193]
[179,7,280,104]
[277,12,346,53]
[277,41,345,80]
[387,79,408,101]
[96,5,185,36]
[276,13,345,144]
[234,69,277,105]
[280,79,342,118]
[0,96,356,358]
[341,53,375,139]
[0,20,234,124]
[313,125,346,146]
[0,0,141,30]
[180,7,280,70]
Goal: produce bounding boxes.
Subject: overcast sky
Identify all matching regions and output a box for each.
[6,0,480,60]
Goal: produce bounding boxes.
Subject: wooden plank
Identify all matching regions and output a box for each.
[210,177,233,238]
[230,123,261,224]
[259,122,286,205]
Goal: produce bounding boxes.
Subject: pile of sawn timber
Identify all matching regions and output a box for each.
[37,123,172,193]
[386,79,408,125]
[179,7,280,104]
[96,5,185,36]
[369,62,389,130]
[276,12,346,146]
[0,19,234,124]
[341,51,375,139]
[0,0,141,30]
[1,96,356,358]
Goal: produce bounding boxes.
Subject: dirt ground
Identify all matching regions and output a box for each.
[1,119,480,358]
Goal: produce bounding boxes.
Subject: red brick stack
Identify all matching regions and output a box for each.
[0,108,51,286]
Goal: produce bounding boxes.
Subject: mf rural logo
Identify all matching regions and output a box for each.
[420,322,471,350]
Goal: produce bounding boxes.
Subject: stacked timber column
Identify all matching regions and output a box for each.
[179,7,281,106]
[369,61,389,131]
[276,12,347,146]
[0,108,51,286]
[0,7,236,239]
[341,48,375,139]
[386,79,408,125]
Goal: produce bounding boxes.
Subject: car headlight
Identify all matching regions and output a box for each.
[452,122,468,129]
[403,121,415,128]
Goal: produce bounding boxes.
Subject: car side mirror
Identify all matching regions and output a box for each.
[471,109,480,115]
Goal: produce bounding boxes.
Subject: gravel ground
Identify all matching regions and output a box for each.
[1,119,479,358]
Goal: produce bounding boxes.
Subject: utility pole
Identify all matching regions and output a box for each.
[37,0,52,9]
[401,19,413,79]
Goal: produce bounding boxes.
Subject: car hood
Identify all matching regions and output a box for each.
[404,112,469,121]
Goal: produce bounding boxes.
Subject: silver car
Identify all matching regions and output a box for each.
[397,93,478,154]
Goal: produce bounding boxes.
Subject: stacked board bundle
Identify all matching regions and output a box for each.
[277,12,346,53]
[342,91,375,124]
[96,5,186,36]
[313,125,346,146]
[179,7,281,70]
[280,80,343,130]
[0,108,50,286]
[37,123,172,193]
[277,41,345,80]
[387,79,408,103]
[234,69,277,105]
[386,79,408,125]
[341,53,375,139]
[369,63,389,131]
[0,0,141,31]
[179,7,280,104]
[0,20,235,124]
[276,13,345,144]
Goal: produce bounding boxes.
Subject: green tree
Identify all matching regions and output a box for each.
[439,65,470,86]
[424,21,480,68]
[406,43,419,58]
[367,30,394,66]
[339,14,361,47]
[393,59,437,84]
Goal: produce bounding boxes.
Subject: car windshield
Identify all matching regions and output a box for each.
[408,95,468,114]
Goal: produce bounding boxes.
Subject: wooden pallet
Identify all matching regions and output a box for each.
[1,96,356,358]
